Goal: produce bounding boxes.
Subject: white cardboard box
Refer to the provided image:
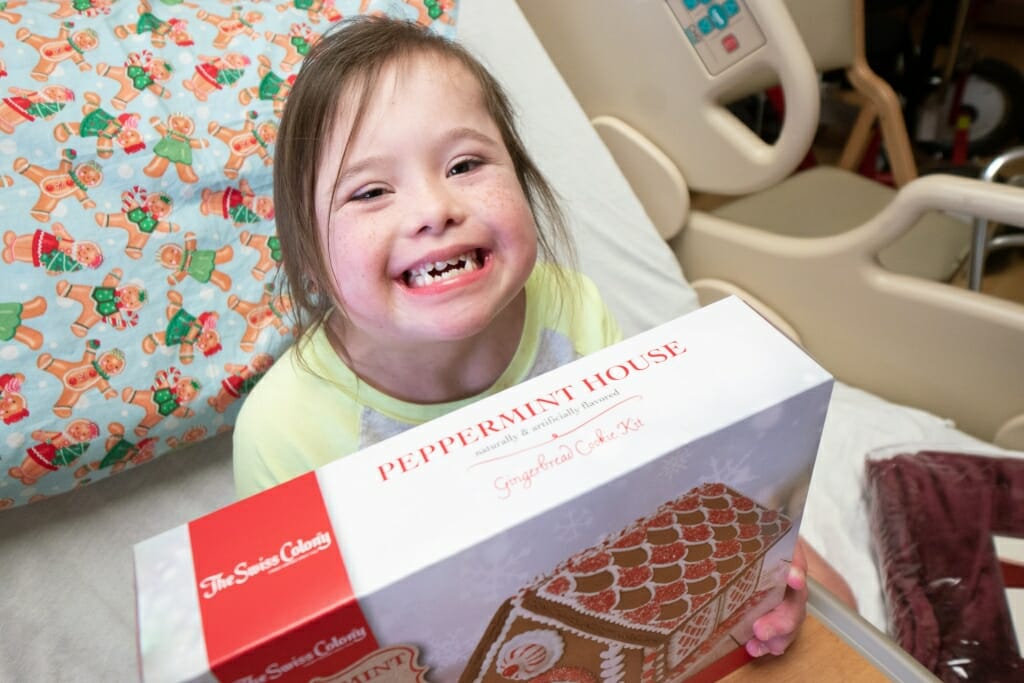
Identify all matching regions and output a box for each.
[134,297,833,683]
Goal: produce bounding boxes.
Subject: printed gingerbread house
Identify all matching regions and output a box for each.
[460,483,792,683]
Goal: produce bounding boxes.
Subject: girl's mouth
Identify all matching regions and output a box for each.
[402,249,486,288]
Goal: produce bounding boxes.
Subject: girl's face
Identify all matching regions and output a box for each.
[314,55,538,355]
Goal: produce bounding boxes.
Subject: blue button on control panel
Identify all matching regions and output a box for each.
[665,0,766,76]
[708,4,728,29]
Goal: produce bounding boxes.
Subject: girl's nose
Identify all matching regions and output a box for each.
[413,177,466,236]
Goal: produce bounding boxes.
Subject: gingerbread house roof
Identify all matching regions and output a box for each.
[525,482,791,645]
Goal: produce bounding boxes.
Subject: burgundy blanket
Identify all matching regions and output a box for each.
[865,450,1024,682]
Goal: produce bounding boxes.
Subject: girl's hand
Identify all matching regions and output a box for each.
[745,538,809,657]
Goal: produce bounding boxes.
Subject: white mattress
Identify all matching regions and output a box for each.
[0,1,1009,681]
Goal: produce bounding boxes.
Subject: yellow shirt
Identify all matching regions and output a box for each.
[233,263,621,498]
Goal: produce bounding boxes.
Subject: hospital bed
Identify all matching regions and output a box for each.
[1,1,1022,681]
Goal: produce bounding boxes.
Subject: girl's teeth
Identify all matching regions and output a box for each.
[406,252,479,288]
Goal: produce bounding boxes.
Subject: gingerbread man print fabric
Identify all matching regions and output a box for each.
[0,0,460,510]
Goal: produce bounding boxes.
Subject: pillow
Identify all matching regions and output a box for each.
[0,0,459,509]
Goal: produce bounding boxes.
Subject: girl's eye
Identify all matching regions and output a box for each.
[351,187,386,202]
[448,158,481,177]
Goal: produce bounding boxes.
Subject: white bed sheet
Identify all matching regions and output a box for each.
[0,1,1012,681]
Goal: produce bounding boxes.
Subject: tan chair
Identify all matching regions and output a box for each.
[517,0,1024,448]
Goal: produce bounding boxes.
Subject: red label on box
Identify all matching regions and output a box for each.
[189,472,379,683]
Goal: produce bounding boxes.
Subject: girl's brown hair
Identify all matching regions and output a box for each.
[272,15,574,356]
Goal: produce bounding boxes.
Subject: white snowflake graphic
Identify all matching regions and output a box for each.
[553,505,594,544]
[423,624,477,677]
[703,448,758,490]
[457,542,535,606]
[658,450,694,480]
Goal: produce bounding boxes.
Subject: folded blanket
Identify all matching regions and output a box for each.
[866,450,1024,682]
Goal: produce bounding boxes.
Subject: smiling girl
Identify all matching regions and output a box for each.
[233,17,619,494]
[232,16,814,659]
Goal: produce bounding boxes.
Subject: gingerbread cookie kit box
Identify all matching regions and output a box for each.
[134,297,833,683]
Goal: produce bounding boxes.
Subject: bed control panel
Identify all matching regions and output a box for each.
[665,0,766,76]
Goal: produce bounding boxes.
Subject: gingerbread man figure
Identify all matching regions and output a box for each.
[208,352,274,413]
[54,92,145,159]
[96,51,173,111]
[0,0,26,24]
[0,85,75,135]
[113,1,194,48]
[157,233,233,291]
[16,23,98,81]
[277,0,341,24]
[264,22,319,72]
[165,424,207,450]
[56,268,148,336]
[201,180,275,227]
[181,52,250,102]
[144,113,208,184]
[238,54,295,118]
[196,6,263,49]
[122,367,201,438]
[73,421,157,478]
[142,290,222,364]
[37,338,126,417]
[95,185,180,259]
[0,372,30,425]
[208,116,277,179]
[9,418,99,486]
[238,230,282,281]
[3,222,103,274]
[227,284,293,352]
[14,148,102,222]
[360,0,454,25]
[0,298,46,351]
[44,0,115,19]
